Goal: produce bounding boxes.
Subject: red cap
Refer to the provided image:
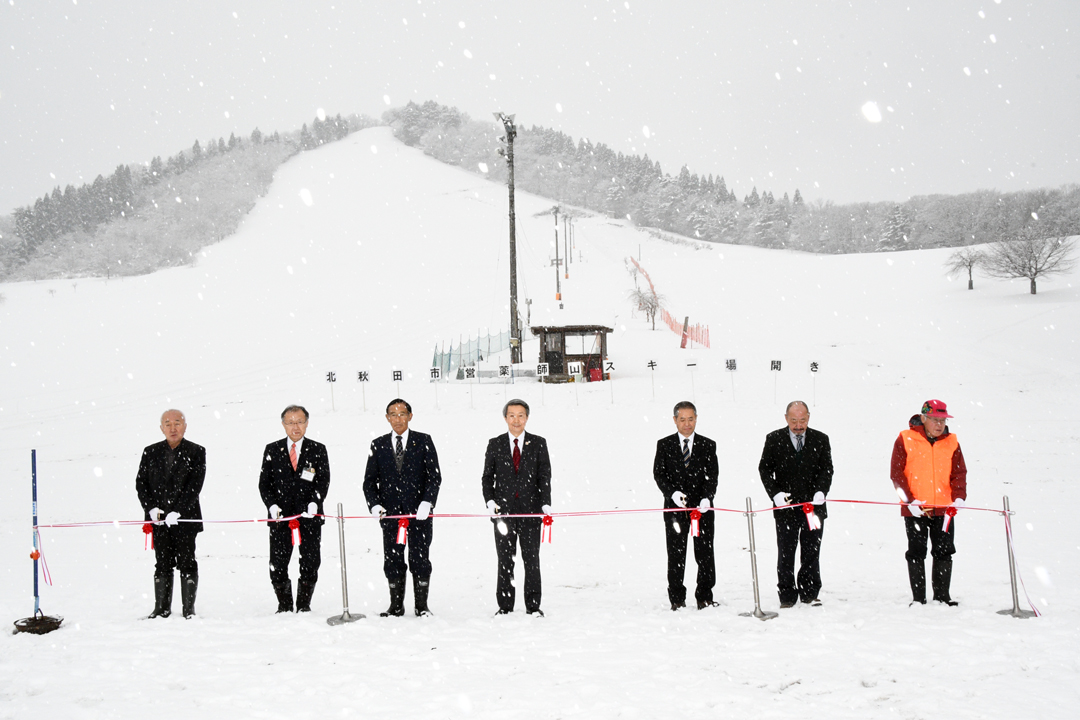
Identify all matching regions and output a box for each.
[921,399,953,418]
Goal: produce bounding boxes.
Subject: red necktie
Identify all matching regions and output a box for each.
[290,442,298,471]
[513,438,521,472]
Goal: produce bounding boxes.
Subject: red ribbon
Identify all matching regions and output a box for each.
[289,518,301,546]
[541,514,554,544]
[143,522,154,550]
[803,503,821,531]
[690,508,702,538]
[943,505,958,532]
[396,517,409,545]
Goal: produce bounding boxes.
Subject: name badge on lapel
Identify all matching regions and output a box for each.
[301,467,315,482]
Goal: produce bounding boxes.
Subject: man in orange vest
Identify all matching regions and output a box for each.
[890,399,967,606]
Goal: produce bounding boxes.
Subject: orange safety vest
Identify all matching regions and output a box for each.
[900,429,959,508]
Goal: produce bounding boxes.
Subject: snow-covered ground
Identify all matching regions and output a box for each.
[2,127,1077,719]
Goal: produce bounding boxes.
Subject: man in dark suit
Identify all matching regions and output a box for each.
[653,401,720,611]
[259,405,331,613]
[758,400,834,608]
[136,408,206,619]
[482,399,552,616]
[364,398,443,617]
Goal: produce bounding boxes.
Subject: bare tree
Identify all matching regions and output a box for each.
[944,246,985,290]
[629,288,664,330]
[983,227,1077,295]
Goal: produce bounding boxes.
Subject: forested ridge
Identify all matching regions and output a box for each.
[0,113,374,281]
[3,100,1076,283]
[386,100,1080,255]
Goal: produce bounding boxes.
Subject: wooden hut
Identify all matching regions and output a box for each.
[530,324,614,383]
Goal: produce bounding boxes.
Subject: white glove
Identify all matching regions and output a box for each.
[268,504,282,519]
[812,491,825,506]
[908,500,925,517]
[542,504,553,516]
[416,501,432,521]
[486,500,500,514]
[165,511,180,527]
[370,504,386,518]
[302,502,317,518]
[951,498,965,509]
[773,492,790,507]
[671,491,687,508]
[698,498,711,510]
[149,507,163,524]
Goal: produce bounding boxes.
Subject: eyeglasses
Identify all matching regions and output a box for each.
[923,416,947,424]
[283,420,307,427]
[387,413,410,419]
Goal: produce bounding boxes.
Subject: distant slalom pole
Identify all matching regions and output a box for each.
[327,503,364,626]
[14,449,63,635]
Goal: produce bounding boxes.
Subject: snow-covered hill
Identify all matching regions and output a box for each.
[2,127,1077,719]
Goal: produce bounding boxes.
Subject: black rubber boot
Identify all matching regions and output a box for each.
[273,582,294,613]
[181,573,198,619]
[380,578,406,617]
[296,581,316,613]
[932,557,958,606]
[148,574,174,619]
[907,558,926,605]
[414,575,432,617]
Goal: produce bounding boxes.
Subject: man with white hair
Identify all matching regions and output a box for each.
[136,409,206,619]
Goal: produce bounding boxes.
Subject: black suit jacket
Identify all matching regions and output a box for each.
[758,427,833,519]
[259,437,331,524]
[482,433,552,515]
[653,433,719,508]
[363,430,442,515]
[136,438,206,533]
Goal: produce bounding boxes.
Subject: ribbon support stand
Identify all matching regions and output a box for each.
[327,502,364,626]
[14,449,63,634]
[996,496,1036,619]
[738,497,778,621]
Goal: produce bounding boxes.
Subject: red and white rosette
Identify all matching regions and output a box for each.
[143,522,154,550]
[803,503,821,531]
[943,505,957,532]
[396,517,409,545]
[289,518,301,546]
[541,514,554,544]
[690,508,702,538]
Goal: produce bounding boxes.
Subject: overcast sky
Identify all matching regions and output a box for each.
[2,0,1077,215]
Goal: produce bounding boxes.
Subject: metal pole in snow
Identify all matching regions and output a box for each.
[739,497,778,621]
[327,502,364,625]
[997,496,1036,619]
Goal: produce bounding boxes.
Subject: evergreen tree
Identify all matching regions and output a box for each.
[880,203,910,250]
[299,124,314,150]
[148,156,165,184]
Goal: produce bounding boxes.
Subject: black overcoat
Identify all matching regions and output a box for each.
[135,438,206,533]
[758,427,834,519]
